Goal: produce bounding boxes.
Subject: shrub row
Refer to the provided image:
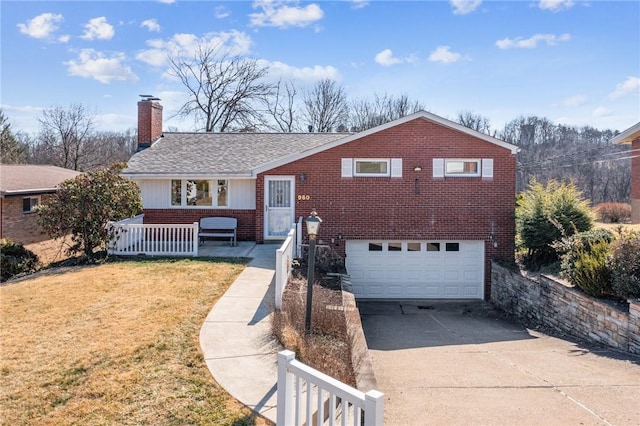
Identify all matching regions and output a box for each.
[0,239,39,282]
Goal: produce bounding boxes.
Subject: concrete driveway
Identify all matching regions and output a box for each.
[359,301,640,426]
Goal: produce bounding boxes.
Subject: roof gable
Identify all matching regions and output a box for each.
[610,122,640,145]
[254,110,519,174]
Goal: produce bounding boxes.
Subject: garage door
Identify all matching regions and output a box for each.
[345,240,484,299]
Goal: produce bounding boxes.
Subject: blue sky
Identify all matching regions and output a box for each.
[1,0,639,135]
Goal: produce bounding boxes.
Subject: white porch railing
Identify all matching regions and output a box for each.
[108,215,199,257]
[275,226,296,309]
[278,350,384,426]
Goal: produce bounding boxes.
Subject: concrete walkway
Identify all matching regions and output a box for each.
[199,243,280,424]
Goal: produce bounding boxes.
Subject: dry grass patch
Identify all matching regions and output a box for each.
[595,222,640,232]
[0,258,271,426]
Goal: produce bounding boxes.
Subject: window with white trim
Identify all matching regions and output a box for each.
[170,179,229,207]
[355,159,389,176]
[342,158,403,177]
[433,158,493,178]
[22,196,40,213]
[445,159,480,177]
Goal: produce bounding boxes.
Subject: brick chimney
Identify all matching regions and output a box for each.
[137,97,163,150]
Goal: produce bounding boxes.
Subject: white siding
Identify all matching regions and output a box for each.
[134,178,256,209]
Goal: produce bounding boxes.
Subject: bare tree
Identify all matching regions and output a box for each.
[169,43,273,132]
[265,79,298,132]
[0,109,28,163]
[350,93,424,131]
[303,79,349,132]
[36,104,96,170]
[456,111,494,136]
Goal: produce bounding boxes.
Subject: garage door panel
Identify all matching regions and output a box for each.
[346,240,484,299]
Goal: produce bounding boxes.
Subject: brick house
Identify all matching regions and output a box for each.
[611,122,640,224]
[124,100,518,300]
[0,165,80,244]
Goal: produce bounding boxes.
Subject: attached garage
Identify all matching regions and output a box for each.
[345,240,485,299]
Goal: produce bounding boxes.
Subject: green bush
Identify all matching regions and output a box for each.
[557,230,614,297]
[0,239,39,282]
[594,203,631,223]
[516,179,593,268]
[609,232,640,299]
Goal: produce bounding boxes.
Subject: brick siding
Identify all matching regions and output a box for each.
[257,118,517,297]
[137,101,163,148]
[1,194,52,244]
[141,208,256,241]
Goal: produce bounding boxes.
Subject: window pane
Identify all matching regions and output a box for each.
[446,243,460,252]
[407,242,421,252]
[187,180,212,206]
[427,243,440,252]
[368,242,383,251]
[355,161,388,175]
[22,197,38,213]
[217,180,228,207]
[445,160,479,176]
[171,180,182,206]
[388,242,402,251]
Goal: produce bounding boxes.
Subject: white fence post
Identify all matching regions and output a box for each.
[277,350,296,426]
[364,390,385,426]
[192,222,199,257]
[296,216,303,258]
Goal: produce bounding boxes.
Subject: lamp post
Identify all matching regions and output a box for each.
[305,209,322,335]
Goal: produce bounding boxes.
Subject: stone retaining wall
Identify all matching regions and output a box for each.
[491,262,640,355]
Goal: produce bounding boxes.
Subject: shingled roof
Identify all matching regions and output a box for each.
[0,165,80,196]
[123,132,352,177]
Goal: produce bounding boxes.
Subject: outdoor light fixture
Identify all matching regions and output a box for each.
[305,209,322,239]
[413,166,422,172]
[304,209,322,334]
[300,173,306,183]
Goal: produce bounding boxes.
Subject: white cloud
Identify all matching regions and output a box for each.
[65,49,138,84]
[249,1,324,28]
[141,19,161,32]
[450,0,482,15]
[136,30,253,67]
[262,60,340,82]
[608,76,640,100]
[592,106,612,117]
[428,46,463,64]
[374,49,402,66]
[158,0,175,4]
[58,34,71,43]
[538,0,574,12]
[81,17,115,40]
[17,13,63,40]
[350,0,369,9]
[214,6,230,19]
[562,94,588,107]
[373,49,417,67]
[496,33,571,49]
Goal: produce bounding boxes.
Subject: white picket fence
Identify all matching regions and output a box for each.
[275,217,303,309]
[107,215,199,256]
[278,350,384,426]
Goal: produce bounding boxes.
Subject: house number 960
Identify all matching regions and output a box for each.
[297,194,311,201]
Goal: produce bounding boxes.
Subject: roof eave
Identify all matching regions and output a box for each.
[610,122,640,145]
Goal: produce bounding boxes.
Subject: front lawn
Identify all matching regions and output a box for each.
[0,258,271,425]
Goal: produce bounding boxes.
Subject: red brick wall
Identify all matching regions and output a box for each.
[1,194,52,244]
[257,118,516,298]
[137,101,163,148]
[141,209,256,241]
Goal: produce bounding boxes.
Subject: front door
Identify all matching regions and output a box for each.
[264,176,295,240]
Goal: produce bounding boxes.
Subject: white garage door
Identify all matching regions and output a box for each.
[345,240,484,299]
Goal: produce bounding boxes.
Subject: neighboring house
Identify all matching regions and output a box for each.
[611,122,640,224]
[0,165,80,244]
[124,100,518,300]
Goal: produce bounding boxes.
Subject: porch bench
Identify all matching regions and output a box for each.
[199,217,237,246]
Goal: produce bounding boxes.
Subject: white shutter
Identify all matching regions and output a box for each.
[390,158,403,177]
[482,158,494,178]
[341,158,353,177]
[433,159,444,178]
